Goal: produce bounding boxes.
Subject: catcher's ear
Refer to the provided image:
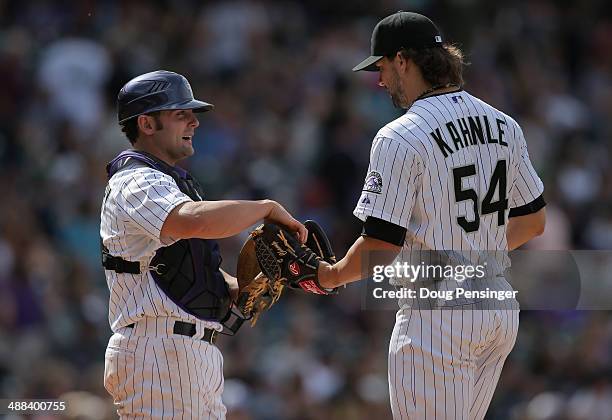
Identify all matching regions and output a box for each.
[137,114,156,134]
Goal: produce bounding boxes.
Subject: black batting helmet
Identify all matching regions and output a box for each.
[117,70,214,124]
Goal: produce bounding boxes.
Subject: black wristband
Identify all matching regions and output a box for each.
[509,194,546,218]
[361,216,406,246]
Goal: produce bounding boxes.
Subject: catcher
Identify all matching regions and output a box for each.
[101,70,312,419]
[236,220,338,325]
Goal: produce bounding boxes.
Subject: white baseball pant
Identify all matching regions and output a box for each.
[388,306,519,419]
[104,317,226,419]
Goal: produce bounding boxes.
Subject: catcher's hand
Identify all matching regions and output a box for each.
[236,220,337,325]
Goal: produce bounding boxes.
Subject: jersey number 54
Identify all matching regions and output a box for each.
[452,160,508,233]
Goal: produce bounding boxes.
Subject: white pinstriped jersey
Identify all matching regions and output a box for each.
[100,158,223,333]
[354,89,542,420]
[354,90,544,272]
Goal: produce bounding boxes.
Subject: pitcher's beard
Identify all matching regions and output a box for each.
[390,91,409,109]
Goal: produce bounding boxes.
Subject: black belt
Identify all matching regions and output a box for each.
[126,321,217,344]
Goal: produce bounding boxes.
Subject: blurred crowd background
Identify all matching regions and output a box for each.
[0,0,611,419]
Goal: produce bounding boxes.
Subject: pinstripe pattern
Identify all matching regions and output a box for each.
[354,91,543,259]
[100,159,222,331]
[101,158,226,419]
[104,319,226,419]
[354,91,542,419]
[388,305,519,420]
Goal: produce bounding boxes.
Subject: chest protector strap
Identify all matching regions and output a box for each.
[103,150,236,328]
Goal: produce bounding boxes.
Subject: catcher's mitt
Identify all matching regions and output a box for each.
[236,220,337,325]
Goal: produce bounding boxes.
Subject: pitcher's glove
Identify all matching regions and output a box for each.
[236,220,337,325]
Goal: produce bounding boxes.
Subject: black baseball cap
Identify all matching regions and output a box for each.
[352,11,443,72]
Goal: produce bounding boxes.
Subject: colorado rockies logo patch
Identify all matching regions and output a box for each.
[363,171,383,194]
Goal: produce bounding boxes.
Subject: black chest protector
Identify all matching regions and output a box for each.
[102,150,232,324]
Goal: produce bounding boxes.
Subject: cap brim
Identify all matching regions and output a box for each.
[178,99,214,113]
[118,99,215,124]
[352,55,383,72]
